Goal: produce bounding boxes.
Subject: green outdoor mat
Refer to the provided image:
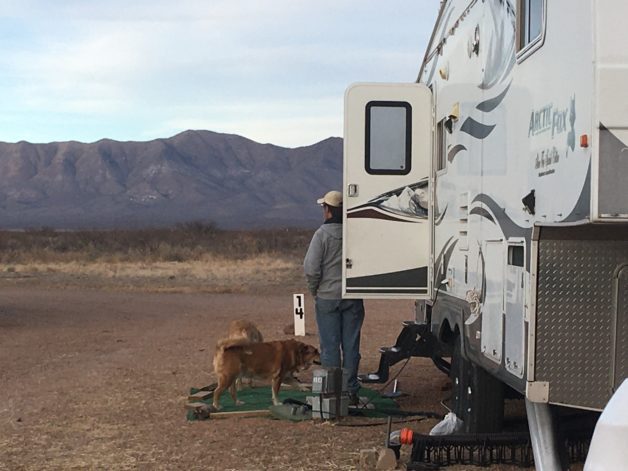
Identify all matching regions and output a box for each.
[186,386,399,421]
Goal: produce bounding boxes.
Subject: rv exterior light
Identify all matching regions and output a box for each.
[580,134,589,148]
[444,105,459,133]
[449,103,460,121]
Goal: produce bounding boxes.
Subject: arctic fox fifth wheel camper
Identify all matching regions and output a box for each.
[343,0,628,449]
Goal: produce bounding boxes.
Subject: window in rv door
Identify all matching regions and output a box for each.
[508,245,524,267]
[365,101,411,175]
[517,0,544,52]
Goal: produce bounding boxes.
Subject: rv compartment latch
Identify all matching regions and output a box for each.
[348,184,359,197]
[345,258,353,269]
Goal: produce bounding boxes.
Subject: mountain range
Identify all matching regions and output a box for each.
[0,130,343,229]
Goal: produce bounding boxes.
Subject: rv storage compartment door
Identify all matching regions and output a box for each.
[343,83,432,299]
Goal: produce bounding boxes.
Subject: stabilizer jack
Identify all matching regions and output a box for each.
[359,321,447,384]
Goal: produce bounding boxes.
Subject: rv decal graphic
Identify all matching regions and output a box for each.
[563,162,591,222]
[348,180,428,222]
[461,243,487,321]
[480,0,516,90]
[448,144,467,163]
[424,0,515,89]
[471,194,530,240]
[346,208,419,223]
[460,117,496,139]
[528,104,570,139]
[434,237,458,290]
[469,206,495,224]
[528,104,553,137]
[529,96,577,177]
[528,96,575,139]
[478,243,486,305]
[567,96,576,151]
[476,81,512,112]
[346,267,428,291]
[434,205,448,226]
[471,193,532,269]
[535,146,561,176]
[423,0,515,89]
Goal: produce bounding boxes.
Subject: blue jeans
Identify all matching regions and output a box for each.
[315,298,365,393]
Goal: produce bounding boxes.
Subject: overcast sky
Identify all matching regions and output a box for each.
[0,1,440,147]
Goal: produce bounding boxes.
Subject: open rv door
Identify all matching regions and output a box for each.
[343,83,433,299]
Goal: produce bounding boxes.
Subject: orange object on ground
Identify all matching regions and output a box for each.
[400,427,414,445]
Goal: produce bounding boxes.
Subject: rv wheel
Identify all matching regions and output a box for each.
[450,339,504,433]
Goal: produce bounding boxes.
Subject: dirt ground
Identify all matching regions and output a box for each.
[0,276,555,470]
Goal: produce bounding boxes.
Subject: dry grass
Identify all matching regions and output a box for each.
[0,225,312,292]
[5,256,299,291]
[0,223,313,264]
[9,255,294,278]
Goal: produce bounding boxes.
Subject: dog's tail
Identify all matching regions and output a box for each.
[213,338,252,373]
[214,338,253,357]
[217,337,250,349]
[224,344,254,355]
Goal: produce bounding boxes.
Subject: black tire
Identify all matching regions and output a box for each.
[450,338,504,433]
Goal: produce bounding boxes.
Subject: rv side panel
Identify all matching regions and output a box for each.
[534,225,628,410]
[593,0,628,220]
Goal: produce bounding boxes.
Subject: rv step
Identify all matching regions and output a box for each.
[359,322,440,384]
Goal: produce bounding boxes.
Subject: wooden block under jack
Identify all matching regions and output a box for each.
[209,409,271,419]
[281,381,312,392]
[186,401,270,419]
[188,390,213,401]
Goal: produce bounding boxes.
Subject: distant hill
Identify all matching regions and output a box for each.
[0,130,343,229]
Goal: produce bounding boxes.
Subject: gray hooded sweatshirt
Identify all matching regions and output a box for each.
[303,223,342,299]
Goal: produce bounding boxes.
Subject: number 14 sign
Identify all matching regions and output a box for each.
[293,294,305,336]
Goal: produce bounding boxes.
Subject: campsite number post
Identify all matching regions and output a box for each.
[293,294,305,336]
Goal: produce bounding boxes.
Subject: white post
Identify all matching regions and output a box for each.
[293,294,306,336]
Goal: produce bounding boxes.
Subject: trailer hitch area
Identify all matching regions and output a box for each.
[359,321,448,384]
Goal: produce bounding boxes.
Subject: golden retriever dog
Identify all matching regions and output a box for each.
[225,320,263,389]
[212,339,320,410]
[227,319,263,343]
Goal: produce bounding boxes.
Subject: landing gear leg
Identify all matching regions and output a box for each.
[525,399,562,471]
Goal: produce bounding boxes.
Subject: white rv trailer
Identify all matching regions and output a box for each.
[343,0,628,464]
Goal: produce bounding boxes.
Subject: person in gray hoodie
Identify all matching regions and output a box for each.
[304,190,365,402]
